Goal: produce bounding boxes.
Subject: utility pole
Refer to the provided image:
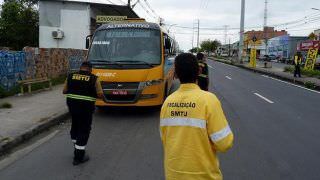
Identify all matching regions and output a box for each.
[264,0,268,55]
[224,25,229,45]
[192,20,195,49]
[229,38,231,57]
[197,19,200,49]
[238,0,245,63]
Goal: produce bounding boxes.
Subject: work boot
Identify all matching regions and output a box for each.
[73,149,90,166]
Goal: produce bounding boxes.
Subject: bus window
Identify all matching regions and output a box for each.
[88,28,161,65]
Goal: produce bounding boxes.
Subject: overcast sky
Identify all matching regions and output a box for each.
[132,0,320,51]
[1,0,320,51]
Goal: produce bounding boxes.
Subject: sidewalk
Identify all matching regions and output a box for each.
[0,85,68,154]
[211,58,320,91]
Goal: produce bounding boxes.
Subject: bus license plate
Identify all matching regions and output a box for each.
[112,90,128,95]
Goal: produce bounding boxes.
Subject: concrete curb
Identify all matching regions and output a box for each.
[0,111,70,156]
[211,58,320,91]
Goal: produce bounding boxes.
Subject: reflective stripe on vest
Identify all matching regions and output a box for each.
[160,118,206,129]
[210,125,232,143]
[66,94,96,102]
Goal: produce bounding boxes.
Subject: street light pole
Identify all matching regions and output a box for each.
[239,0,245,63]
[197,19,200,49]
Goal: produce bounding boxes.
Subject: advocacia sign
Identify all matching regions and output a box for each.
[96,16,127,23]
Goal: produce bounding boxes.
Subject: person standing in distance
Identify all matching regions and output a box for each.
[197,52,209,91]
[160,53,234,180]
[294,52,302,78]
[63,61,106,165]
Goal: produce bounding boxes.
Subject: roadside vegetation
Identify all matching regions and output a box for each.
[0,102,12,108]
[284,66,320,79]
[0,75,66,98]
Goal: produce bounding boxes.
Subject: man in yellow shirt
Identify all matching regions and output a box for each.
[160,53,234,180]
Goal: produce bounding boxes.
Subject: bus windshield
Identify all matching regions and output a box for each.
[88,28,161,65]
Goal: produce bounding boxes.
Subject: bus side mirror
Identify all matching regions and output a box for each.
[165,39,171,50]
[86,35,93,49]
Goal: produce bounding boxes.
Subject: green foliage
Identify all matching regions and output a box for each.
[0,102,12,108]
[284,66,320,78]
[0,75,66,98]
[200,39,221,53]
[284,66,294,73]
[305,81,316,89]
[308,32,318,40]
[189,47,200,53]
[0,86,20,98]
[0,0,39,50]
[302,69,320,78]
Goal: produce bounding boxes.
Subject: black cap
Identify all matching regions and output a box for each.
[80,61,92,68]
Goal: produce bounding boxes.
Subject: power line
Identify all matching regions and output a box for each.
[137,1,158,20]
[116,0,127,5]
[106,0,116,5]
[142,0,159,19]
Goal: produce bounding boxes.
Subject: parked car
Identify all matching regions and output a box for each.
[269,54,277,61]
[259,55,271,61]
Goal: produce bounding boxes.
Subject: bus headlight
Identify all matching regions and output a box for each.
[145,79,163,86]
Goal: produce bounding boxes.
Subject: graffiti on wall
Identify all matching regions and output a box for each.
[0,48,87,92]
[0,51,26,91]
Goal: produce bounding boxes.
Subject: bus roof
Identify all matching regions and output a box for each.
[96,22,161,31]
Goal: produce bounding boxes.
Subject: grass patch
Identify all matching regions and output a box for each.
[0,86,20,98]
[0,102,12,108]
[284,66,320,79]
[0,75,66,98]
[305,81,316,89]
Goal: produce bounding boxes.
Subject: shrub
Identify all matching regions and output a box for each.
[0,75,67,98]
[0,102,12,108]
[301,69,320,79]
[305,81,316,89]
[284,66,294,73]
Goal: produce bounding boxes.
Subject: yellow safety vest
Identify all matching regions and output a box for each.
[294,56,302,65]
[198,62,208,78]
[160,83,234,180]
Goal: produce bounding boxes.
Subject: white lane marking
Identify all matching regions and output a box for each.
[225,76,232,80]
[261,75,320,94]
[0,130,59,170]
[254,93,274,104]
[208,65,213,69]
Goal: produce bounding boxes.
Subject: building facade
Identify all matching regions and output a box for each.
[268,35,308,61]
[244,27,288,57]
[39,0,138,49]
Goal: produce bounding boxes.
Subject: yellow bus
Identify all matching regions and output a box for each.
[87,20,177,106]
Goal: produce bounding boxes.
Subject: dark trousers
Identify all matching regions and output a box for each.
[67,99,94,147]
[198,77,209,91]
[294,65,301,77]
[70,110,93,146]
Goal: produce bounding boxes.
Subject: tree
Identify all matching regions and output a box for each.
[308,32,317,40]
[189,47,200,53]
[0,0,39,50]
[200,39,221,54]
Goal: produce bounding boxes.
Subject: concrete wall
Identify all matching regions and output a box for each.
[0,48,87,91]
[39,1,90,49]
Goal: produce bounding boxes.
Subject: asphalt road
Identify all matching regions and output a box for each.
[0,60,320,180]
